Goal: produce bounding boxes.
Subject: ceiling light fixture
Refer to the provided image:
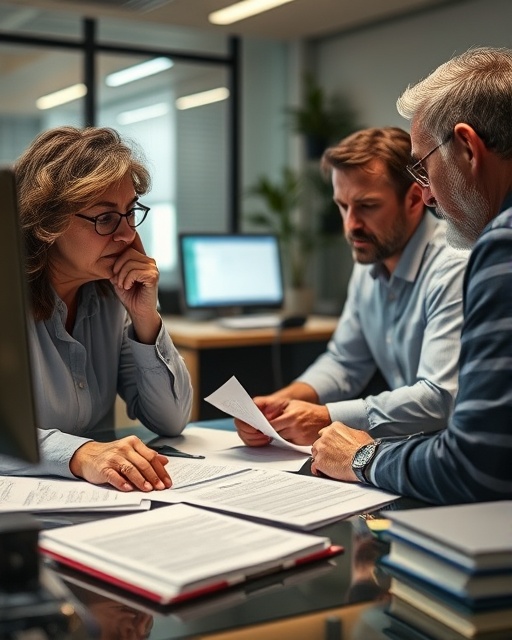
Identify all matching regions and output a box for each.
[117,103,169,125]
[36,84,87,110]
[106,57,173,87]
[176,87,230,110]
[209,0,296,25]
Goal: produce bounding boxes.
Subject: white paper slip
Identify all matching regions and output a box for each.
[204,376,311,454]
[0,476,147,512]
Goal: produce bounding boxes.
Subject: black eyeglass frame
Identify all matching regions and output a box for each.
[75,203,150,236]
[406,134,452,188]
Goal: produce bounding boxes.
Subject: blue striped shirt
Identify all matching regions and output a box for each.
[370,195,512,503]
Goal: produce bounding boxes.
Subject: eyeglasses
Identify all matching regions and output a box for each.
[75,203,150,236]
[406,134,452,188]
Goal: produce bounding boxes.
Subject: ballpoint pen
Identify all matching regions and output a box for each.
[148,444,205,459]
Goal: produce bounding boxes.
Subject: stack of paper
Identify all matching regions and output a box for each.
[380,502,512,638]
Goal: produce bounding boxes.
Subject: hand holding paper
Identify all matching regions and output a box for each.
[204,376,311,454]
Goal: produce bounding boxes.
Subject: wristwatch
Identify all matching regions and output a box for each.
[352,439,382,483]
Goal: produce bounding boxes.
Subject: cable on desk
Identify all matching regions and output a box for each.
[271,315,307,390]
[271,324,285,390]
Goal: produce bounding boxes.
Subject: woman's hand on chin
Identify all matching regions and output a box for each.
[110,233,161,343]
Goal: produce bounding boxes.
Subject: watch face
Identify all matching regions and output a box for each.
[353,444,375,468]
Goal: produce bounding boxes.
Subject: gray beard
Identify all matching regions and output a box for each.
[435,167,491,250]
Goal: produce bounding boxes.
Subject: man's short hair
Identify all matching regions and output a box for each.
[321,127,414,198]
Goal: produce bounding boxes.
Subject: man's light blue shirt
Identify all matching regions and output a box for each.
[297,213,468,436]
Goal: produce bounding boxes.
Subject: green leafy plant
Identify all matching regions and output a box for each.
[286,73,360,158]
[245,167,317,289]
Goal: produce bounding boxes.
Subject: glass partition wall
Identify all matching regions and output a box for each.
[0,4,238,310]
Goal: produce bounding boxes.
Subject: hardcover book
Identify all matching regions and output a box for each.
[383,502,512,573]
[388,578,512,637]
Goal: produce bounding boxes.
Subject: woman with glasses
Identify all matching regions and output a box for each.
[0,126,192,492]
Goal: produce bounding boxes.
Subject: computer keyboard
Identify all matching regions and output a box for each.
[216,314,282,330]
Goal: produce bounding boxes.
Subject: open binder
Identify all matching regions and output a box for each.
[39,503,343,605]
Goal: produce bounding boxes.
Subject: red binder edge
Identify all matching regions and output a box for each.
[40,543,343,605]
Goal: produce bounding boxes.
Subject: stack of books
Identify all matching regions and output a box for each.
[379,501,512,639]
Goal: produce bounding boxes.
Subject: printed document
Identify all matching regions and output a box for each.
[204,376,311,454]
[0,476,149,512]
[131,459,399,530]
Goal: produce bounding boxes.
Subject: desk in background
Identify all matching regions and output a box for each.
[163,315,338,421]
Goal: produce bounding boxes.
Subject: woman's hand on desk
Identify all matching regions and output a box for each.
[69,435,173,492]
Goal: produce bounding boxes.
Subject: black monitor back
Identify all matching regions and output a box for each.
[0,166,39,463]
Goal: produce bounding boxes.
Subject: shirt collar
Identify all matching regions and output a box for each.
[52,282,100,323]
[370,212,437,284]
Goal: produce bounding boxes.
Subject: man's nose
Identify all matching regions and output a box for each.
[343,208,363,232]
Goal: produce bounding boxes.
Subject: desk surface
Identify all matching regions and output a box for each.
[163,314,338,349]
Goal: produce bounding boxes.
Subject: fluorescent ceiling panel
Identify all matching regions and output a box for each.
[106,57,173,87]
[117,103,169,124]
[36,84,87,109]
[209,0,296,25]
[176,87,230,110]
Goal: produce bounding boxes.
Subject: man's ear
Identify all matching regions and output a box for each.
[453,123,486,172]
[405,181,425,216]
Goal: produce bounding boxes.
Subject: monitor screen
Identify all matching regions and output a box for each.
[0,166,39,463]
[179,233,284,312]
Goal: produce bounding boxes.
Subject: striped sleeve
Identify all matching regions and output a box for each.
[370,210,512,504]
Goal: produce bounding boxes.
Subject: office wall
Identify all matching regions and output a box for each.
[241,38,290,212]
[311,0,512,130]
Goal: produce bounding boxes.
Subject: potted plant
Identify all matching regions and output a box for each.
[244,167,317,314]
[286,73,360,159]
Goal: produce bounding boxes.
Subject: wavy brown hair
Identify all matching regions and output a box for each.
[14,126,151,321]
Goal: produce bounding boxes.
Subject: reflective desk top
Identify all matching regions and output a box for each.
[45,506,398,640]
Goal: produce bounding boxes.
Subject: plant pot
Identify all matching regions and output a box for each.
[284,287,315,317]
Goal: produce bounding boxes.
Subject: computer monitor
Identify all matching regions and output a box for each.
[0,166,39,463]
[179,233,284,315]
